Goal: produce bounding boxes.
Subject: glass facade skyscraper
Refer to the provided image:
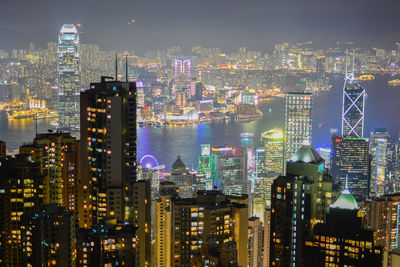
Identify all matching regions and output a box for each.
[285,92,313,161]
[330,135,370,201]
[58,24,81,133]
[341,73,365,138]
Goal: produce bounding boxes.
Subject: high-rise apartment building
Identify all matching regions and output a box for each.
[0,155,43,266]
[285,92,312,161]
[248,216,263,267]
[155,181,179,267]
[20,204,77,267]
[77,219,138,267]
[157,189,248,267]
[270,145,333,267]
[363,194,400,253]
[19,132,79,210]
[341,73,366,138]
[330,134,370,201]
[80,77,137,225]
[58,24,81,134]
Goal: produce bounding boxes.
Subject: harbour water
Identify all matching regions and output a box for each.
[1,75,399,170]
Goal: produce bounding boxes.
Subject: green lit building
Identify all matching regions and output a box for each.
[198,144,216,190]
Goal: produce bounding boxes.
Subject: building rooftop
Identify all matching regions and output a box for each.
[289,145,324,164]
[331,188,359,210]
[60,24,77,34]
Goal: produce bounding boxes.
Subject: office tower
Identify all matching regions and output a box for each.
[285,92,312,161]
[330,134,370,201]
[363,194,400,253]
[341,72,366,137]
[19,132,79,210]
[20,204,77,267]
[0,140,5,157]
[212,146,248,196]
[248,217,263,267]
[77,219,138,267]
[174,59,191,93]
[137,81,145,108]
[263,208,271,267]
[58,24,81,134]
[167,156,194,198]
[369,128,395,196]
[315,55,326,80]
[261,128,285,207]
[198,144,216,190]
[305,189,382,266]
[0,155,43,266]
[80,77,136,225]
[131,180,151,267]
[176,91,186,107]
[155,181,179,267]
[270,145,333,267]
[253,147,266,218]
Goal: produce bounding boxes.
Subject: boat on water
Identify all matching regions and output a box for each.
[388,79,400,86]
[356,74,375,81]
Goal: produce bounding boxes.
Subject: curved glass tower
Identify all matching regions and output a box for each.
[341,73,365,137]
[58,24,81,134]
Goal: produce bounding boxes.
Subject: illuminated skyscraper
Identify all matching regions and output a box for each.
[270,145,333,267]
[174,59,191,94]
[330,135,369,201]
[260,128,284,209]
[198,144,216,190]
[341,72,366,137]
[57,24,81,134]
[369,128,396,196]
[80,77,137,224]
[315,55,326,80]
[285,92,312,161]
[212,146,248,196]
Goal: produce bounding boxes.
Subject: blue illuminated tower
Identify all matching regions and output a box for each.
[341,72,365,138]
[58,24,81,135]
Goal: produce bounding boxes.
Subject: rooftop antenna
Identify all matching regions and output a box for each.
[345,51,348,74]
[352,51,355,73]
[125,53,128,82]
[115,53,118,81]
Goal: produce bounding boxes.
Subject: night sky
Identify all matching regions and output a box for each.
[1,0,400,53]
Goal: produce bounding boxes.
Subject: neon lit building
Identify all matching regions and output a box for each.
[174,59,191,94]
[285,92,313,161]
[57,24,81,134]
[341,73,366,138]
[198,144,216,190]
